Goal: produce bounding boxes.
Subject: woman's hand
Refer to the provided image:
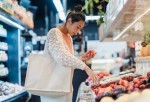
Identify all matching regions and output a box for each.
[84,65,99,85]
[81,50,96,61]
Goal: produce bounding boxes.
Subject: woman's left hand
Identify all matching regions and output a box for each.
[80,50,96,61]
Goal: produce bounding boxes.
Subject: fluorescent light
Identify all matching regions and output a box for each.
[52,0,64,12]
[86,16,100,21]
[59,14,101,21]
[58,12,66,21]
[0,15,25,30]
[113,8,150,40]
[52,0,101,21]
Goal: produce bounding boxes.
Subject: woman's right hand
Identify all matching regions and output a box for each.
[84,65,99,85]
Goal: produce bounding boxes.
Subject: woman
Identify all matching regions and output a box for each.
[41,5,99,102]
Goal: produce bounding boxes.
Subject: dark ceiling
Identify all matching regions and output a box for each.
[18,0,108,37]
[19,0,108,19]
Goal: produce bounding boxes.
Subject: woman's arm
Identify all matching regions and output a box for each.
[46,28,86,70]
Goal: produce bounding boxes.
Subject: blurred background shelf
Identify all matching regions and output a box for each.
[0,90,28,102]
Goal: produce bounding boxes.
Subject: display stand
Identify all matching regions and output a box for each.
[134,56,150,75]
[76,82,95,102]
[99,0,150,41]
[0,90,29,102]
[0,6,30,101]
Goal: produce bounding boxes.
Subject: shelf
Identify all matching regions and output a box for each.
[100,0,133,41]
[0,90,27,102]
[0,49,8,51]
[0,75,8,79]
[0,61,7,63]
[99,0,150,42]
[0,35,6,38]
[0,8,29,30]
[134,56,150,62]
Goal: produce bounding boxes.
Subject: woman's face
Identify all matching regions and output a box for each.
[67,19,85,36]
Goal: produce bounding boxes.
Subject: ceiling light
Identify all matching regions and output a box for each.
[53,0,101,21]
[52,0,64,12]
[86,16,100,21]
[58,12,65,21]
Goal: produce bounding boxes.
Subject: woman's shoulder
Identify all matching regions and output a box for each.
[47,28,62,38]
[48,28,60,34]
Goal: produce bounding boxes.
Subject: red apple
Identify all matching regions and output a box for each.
[133,78,141,85]
[100,84,106,88]
[89,50,96,56]
[147,71,150,77]
[98,89,105,96]
[119,79,124,85]
[123,80,129,87]
[139,84,146,90]
[128,84,134,91]
[138,76,147,79]
[93,89,99,95]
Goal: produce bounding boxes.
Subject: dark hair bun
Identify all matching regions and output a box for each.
[74,5,82,12]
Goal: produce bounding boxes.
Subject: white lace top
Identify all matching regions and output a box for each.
[44,28,86,70]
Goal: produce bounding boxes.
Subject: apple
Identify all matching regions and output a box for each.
[133,88,139,91]
[93,89,99,95]
[127,76,134,81]
[134,84,139,88]
[133,78,141,85]
[138,76,147,79]
[128,84,134,91]
[123,80,129,87]
[98,89,105,96]
[105,87,112,93]
[139,84,146,90]
[119,80,129,87]
[89,49,96,54]
[147,71,150,77]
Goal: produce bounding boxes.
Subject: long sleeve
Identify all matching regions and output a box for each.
[45,28,86,70]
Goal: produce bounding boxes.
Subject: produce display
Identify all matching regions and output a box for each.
[0,81,24,97]
[0,51,8,61]
[0,42,8,51]
[0,0,34,28]
[0,64,8,76]
[86,71,150,102]
[0,25,7,37]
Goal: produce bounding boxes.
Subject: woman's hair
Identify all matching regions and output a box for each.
[66,5,86,23]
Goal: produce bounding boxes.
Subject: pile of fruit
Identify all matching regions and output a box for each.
[0,81,24,96]
[86,71,150,102]
[86,71,110,82]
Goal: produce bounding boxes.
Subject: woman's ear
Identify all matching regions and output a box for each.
[67,18,72,25]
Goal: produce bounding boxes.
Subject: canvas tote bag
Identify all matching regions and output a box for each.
[25,53,72,97]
